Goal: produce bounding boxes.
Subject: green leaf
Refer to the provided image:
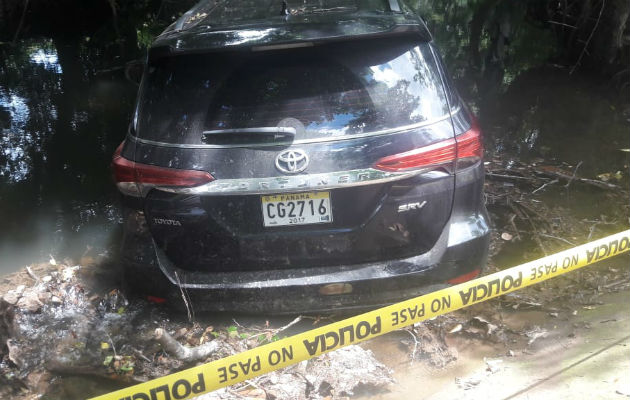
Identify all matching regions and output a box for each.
[103,355,113,366]
[226,325,238,332]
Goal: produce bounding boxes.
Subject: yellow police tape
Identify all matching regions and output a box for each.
[90,229,630,400]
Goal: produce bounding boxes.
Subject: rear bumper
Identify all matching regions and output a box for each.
[122,210,490,313]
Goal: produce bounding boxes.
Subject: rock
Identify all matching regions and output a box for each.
[25,370,52,393]
[38,292,52,303]
[2,291,20,305]
[501,232,513,241]
[61,267,79,282]
[16,290,44,312]
[7,339,24,369]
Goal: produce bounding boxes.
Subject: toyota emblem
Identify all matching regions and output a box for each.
[275,149,309,174]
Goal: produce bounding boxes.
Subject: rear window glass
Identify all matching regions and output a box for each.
[136,38,450,144]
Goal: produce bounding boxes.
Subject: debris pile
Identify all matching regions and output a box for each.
[0,262,394,399]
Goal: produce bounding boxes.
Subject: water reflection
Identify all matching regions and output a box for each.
[0,38,135,273]
[0,93,31,182]
[29,48,63,73]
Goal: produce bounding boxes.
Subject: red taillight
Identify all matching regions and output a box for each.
[456,118,483,160]
[112,141,214,196]
[374,120,483,172]
[374,138,457,171]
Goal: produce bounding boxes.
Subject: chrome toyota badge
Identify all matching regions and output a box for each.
[275,149,309,174]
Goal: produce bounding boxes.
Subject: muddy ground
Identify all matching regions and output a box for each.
[0,157,629,400]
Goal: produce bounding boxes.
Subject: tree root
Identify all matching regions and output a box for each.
[154,328,219,362]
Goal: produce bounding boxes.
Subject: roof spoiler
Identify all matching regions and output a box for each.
[148,23,432,63]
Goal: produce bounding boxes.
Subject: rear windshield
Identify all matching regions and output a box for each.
[136,38,451,145]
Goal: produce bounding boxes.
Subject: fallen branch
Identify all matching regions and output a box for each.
[154,328,219,361]
[538,168,620,190]
[486,172,538,181]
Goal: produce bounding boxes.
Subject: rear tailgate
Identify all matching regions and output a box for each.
[135,37,459,272]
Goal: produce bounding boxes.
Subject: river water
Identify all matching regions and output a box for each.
[0,38,134,273]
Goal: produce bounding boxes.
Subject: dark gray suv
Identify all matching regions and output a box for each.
[113,0,490,312]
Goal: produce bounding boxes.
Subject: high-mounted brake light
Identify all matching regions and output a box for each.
[373,119,483,172]
[112,141,214,197]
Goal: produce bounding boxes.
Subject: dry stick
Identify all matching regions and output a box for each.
[532,178,559,194]
[25,266,39,283]
[154,328,220,361]
[131,347,152,363]
[603,277,630,289]
[508,214,522,241]
[547,20,577,29]
[570,0,605,74]
[247,316,304,341]
[564,161,583,188]
[106,333,118,358]
[587,221,598,240]
[538,233,575,246]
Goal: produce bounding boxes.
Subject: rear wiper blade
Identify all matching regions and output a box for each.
[202,127,296,140]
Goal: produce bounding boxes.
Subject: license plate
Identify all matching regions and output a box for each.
[261,191,332,227]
